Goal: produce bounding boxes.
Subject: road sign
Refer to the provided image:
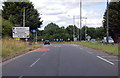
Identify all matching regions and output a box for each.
[12,27,29,38]
[33,30,36,33]
[56,39,59,42]
[25,38,28,41]
[14,38,20,40]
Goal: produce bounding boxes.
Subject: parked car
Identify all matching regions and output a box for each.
[102,37,114,44]
[90,39,97,43]
[44,40,50,45]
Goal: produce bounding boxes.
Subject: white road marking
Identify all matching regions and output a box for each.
[87,51,93,54]
[30,58,40,67]
[41,52,46,56]
[80,48,83,49]
[97,56,115,65]
[101,56,117,58]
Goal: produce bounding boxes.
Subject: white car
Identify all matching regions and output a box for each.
[103,37,114,44]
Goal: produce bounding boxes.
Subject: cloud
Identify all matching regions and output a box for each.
[0,0,107,29]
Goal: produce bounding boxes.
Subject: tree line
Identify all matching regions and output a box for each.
[2,1,42,37]
[36,22,105,41]
[1,1,120,42]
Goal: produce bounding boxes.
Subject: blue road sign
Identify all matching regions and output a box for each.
[33,30,36,33]
[56,39,59,42]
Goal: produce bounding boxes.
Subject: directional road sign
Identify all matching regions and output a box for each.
[12,27,29,38]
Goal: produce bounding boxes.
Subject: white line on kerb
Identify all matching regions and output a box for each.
[97,56,115,65]
[30,58,40,67]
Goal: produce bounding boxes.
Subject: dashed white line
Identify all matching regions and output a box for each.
[87,51,93,54]
[80,48,83,49]
[97,56,115,65]
[30,58,40,67]
[41,52,46,56]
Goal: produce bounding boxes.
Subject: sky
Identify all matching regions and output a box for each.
[0,0,112,30]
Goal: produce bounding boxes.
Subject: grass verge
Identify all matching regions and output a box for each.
[2,37,42,58]
[70,41,118,55]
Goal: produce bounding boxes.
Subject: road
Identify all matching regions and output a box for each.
[2,44,119,77]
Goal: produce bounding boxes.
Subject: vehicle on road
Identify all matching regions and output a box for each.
[44,40,50,45]
[102,37,114,44]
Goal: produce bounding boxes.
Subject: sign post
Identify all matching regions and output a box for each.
[12,27,30,46]
[32,30,36,44]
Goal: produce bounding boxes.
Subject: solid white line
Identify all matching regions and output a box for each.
[97,56,115,65]
[30,58,40,67]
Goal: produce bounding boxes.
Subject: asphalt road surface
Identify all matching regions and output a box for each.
[2,44,119,76]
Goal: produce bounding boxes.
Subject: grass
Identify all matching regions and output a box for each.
[2,37,42,58]
[70,41,118,55]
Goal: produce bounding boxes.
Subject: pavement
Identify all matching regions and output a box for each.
[1,44,119,77]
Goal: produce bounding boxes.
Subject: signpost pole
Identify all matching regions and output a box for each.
[36,30,37,44]
[25,38,27,46]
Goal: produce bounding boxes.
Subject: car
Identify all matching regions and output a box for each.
[90,39,97,43]
[44,40,50,45]
[103,37,114,44]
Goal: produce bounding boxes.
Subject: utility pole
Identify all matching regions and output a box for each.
[73,16,75,41]
[107,0,109,44]
[23,7,27,46]
[23,7,25,27]
[80,0,82,41]
[85,17,87,41]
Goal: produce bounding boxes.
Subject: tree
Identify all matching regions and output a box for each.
[2,2,42,30]
[103,2,120,40]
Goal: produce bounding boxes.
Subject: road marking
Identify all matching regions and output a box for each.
[80,47,83,49]
[18,76,23,78]
[101,56,117,58]
[97,56,115,65]
[41,52,46,56]
[30,58,40,67]
[87,51,93,54]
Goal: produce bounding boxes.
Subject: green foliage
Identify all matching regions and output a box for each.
[37,22,105,41]
[2,2,42,30]
[2,17,13,37]
[103,2,120,39]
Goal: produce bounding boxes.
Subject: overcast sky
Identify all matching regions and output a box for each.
[0,0,111,30]
[31,0,108,30]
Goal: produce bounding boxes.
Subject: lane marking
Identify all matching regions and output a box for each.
[97,56,115,65]
[41,52,46,56]
[87,51,93,54]
[30,58,40,67]
[18,76,23,78]
[80,48,83,49]
[101,56,117,58]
